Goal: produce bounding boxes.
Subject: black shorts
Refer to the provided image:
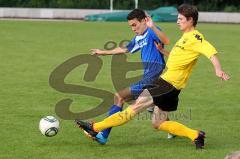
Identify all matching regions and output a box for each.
[144,78,181,112]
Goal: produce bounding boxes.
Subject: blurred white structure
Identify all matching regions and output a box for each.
[0,8,240,23]
[199,12,240,23]
[135,0,138,9]
[0,8,115,19]
[110,0,113,12]
[110,0,138,12]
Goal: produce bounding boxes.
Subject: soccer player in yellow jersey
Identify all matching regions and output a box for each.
[76,4,230,149]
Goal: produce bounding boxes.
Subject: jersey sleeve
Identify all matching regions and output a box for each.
[126,37,140,54]
[192,37,217,59]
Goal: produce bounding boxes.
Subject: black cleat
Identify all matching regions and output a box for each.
[75,120,98,140]
[194,131,206,149]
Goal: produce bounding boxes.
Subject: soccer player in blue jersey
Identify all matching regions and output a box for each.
[90,9,170,144]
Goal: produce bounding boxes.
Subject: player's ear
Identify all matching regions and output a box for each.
[187,17,194,25]
[140,18,145,23]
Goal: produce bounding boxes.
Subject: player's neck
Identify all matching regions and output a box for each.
[183,26,195,33]
[140,26,148,35]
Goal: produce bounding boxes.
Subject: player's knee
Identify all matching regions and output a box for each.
[130,98,151,113]
[152,120,167,129]
[114,93,125,105]
[136,94,152,107]
[152,122,160,129]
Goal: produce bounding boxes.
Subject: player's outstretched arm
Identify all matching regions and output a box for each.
[145,16,170,45]
[210,55,230,81]
[91,47,128,55]
[154,42,170,57]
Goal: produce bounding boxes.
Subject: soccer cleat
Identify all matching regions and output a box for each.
[96,132,108,145]
[194,131,206,149]
[167,133,177,139]
[75,120,98,140]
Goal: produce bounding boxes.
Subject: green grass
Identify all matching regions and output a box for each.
[0,20,239,159]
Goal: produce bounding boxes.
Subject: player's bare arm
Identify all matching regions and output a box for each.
[154,42,170,57]
[210,55,230,81]
[91,47,129,55]
[145,16,170,45]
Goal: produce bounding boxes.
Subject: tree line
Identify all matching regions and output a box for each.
[0,0,239,12]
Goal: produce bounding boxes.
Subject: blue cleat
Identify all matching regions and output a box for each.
[96,132,108,145]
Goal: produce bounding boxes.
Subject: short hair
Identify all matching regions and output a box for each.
[127,9,146,21]
[225,151,240,159]
[178,4,198,27]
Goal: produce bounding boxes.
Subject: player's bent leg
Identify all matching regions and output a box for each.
[96,87,133,144]
[145,78,205,149]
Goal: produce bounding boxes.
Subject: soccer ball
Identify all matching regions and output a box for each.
[39,116,60,137]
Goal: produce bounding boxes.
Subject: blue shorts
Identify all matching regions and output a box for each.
[130,64,165,99]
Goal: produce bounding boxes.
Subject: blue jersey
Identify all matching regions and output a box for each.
[126,27,166,98]
[126,27,165,78]
[126,27,165,64]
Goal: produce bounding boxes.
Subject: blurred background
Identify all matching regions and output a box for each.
[0,0,239,12]
[0,0,240,23]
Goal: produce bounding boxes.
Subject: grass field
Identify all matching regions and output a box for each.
[0,20,239,159]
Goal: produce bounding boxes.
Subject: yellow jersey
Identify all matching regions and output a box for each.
[161,30,217,90]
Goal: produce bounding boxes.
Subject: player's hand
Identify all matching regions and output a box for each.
[154,41,164,51]
[216,70,230,81]
[90,49,104,55]
[145,16,154,28]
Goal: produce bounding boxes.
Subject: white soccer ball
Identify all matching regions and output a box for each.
[39,116,60,137]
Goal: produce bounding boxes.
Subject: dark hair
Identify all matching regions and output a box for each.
[178,4,198,27]
[127,9,146,21]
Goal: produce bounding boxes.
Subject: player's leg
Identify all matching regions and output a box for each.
[151,106,168,129]
[94,89,154,130]
[114,87,133,106]
[96,87,133,144]
[76,89,154,138]
[158,118,205,149]
[151,106,204,148]
[97,79,151,144]
[144,63,165,113]
[152,105,199,140]
[151,106,176,139]
[147,78,205,149]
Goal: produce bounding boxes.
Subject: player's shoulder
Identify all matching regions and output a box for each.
[148,26,161,33]
[189,30,205,43]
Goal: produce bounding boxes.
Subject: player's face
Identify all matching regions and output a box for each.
[177,14,193,32]
[128,18,147,35]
